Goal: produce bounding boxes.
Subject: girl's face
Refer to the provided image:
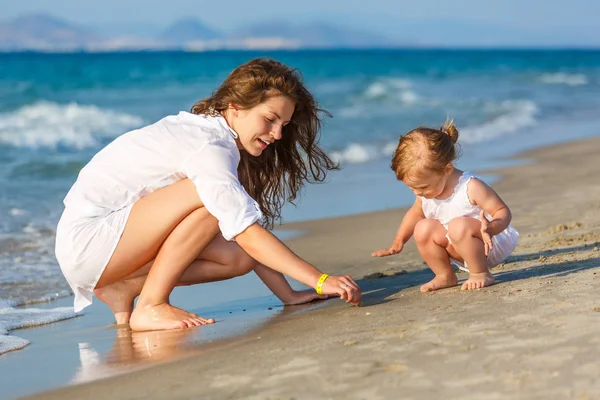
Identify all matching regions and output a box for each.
[403,164,454,199]
[225,95,295,157]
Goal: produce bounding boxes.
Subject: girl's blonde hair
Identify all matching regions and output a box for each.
[391,119,461,180]
[191,57,337,228]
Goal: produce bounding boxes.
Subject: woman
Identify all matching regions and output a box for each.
[55,58,361,332]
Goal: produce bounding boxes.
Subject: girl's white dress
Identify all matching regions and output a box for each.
[420,171,519,271]
[55,112,263,312]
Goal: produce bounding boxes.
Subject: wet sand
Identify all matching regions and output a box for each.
[26,137,600,400]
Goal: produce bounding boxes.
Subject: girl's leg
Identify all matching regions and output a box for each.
[95,234,257,325]
[95,178,223,331]
[447,217,495,290]
[414,219,460,292]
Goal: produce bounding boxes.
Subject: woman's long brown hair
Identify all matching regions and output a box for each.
[191,58,338,228]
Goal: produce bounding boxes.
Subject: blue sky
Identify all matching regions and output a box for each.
[1,0,599,46]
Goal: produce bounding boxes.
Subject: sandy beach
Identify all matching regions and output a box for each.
[24,136,600,400]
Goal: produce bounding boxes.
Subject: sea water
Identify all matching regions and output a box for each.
[1,49,600,357]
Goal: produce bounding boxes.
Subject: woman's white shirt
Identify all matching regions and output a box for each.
[62,111,263,240]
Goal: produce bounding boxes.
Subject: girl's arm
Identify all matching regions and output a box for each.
[235,224,361,305]
[392,196,426,245]
[467,178,512,236]
[254,264,328,305]
[372,197,425,257]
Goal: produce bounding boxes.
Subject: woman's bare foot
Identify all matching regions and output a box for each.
[129,303,215,331]
[420,274,458,292]
[94,277,145,325]
[461,272,495,290]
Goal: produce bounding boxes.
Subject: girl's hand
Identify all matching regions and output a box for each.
[371,242,404,257]
[321,275,361,306]
[284,290,329,305]
[480,210,493,256]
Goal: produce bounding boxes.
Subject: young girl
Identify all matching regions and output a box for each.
[372,120,518,292]
[55,58,361,332]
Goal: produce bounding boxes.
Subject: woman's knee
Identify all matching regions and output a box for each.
[447,217,479,243]
[216,249,255,278]
[186,207,220,235]
[235,252,257,276]
[226,243,256,275]
[201,235,257,276]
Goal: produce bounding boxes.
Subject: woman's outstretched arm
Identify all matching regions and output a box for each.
[254,264,329,305]
[235,223,361,305]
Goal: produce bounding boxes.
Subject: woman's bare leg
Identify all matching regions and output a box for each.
[95,233,257,325]
[129,206,222,331]
[94,179,222,331]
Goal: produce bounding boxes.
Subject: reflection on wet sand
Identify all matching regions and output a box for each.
[73,327,198,383]
[71,299,329,384]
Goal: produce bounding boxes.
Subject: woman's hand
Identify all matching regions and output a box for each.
[371,242,404,257]
[321,275,361,306]
[284,290,329,305]
[480,210,493,256]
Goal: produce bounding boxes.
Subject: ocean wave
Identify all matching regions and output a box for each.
[9,208,25,216]
[0,290,72,308]
[337,78,419,118]
[329,141,397,165]
[0,305,81,355]
[460,100,539,144]
[363,78,418,103]
[329,143,383,164]
[329,100,538,165]
[539,73,588,86]
[0,101,144,149]
[0,335,29,355]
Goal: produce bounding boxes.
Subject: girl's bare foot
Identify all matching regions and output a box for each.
[94,277,145,325]
[461,272,495,290]
[420,274,458,292]
[129,303,215,331]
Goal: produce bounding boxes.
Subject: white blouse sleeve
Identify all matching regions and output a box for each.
[182,140,263,241]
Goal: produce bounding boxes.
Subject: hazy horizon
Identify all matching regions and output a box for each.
[1,0,600,47]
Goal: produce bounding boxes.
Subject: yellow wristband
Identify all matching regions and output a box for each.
[315,273,329,295]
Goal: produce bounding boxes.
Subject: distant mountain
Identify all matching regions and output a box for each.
[93,22,164,39]
[160,18,222,44]
[233,21,399,48]
[0,13,406,52]
[0,13,102,51]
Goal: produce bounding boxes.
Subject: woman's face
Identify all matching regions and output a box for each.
[225,95,295,157]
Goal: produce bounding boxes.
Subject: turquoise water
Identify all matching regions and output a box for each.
[1,49,600,357]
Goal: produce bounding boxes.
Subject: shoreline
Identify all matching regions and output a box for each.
[18,136,600,399]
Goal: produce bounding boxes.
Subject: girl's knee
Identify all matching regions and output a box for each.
[447,217,479,243]
[414,219,439,245]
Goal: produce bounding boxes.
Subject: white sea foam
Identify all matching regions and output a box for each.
[539,73,588,86]
[9,208,26,216]
[0,291,73,308]
[0,101,144,149]
[329,143,380,164]
[337,78,429,118]
[0,334,29,354]
[330,142,396,165]
[330,100,539,165]
[0,305,81,355]
[460,100,539,144]
[363,78,418,104]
